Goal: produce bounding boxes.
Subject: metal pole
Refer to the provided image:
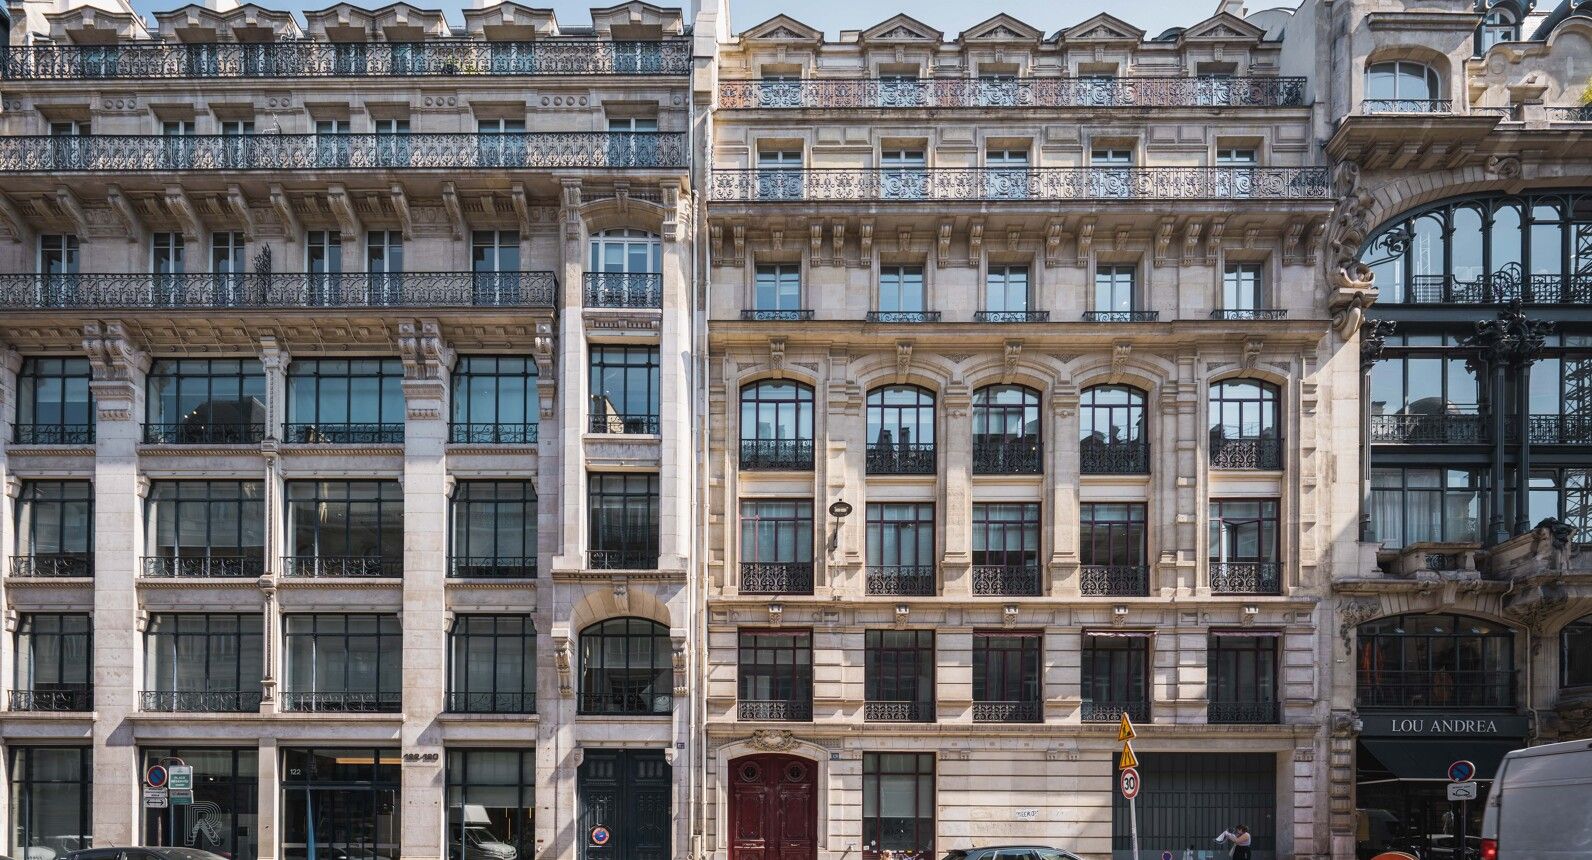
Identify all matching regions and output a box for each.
[1129,794,1140,860]
[1458,798,1468,860]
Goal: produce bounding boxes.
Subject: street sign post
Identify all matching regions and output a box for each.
[168,765,193,790]
[1118,714,1140,860]
[1120,767,1140,799]
[1448,759,1477,857]
[1448,781,1479,801]
[170,789,193,805]
[142,787,168,809]
[1447,760,1476,782]
[145,765,168,789]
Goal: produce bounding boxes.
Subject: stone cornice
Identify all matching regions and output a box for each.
[2,445,98,458]
[551,568,688,583]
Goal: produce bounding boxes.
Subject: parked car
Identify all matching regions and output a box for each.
[940,847,1083,860]
[65,850,228,860]
[1480,736,1592,859]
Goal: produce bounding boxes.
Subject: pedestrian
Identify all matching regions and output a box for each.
[1214,825,1253,860]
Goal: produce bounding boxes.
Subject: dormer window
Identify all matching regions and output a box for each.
[1477,7,1518,53]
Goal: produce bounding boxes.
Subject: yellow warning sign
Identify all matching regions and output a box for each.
[1117,713,1136,742]
[1119,743,1138,770]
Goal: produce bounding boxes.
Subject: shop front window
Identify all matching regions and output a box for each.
[446,749,534,860]
[281,748,400,860]
[141,748,258,860]
[1356,613,1515,709]
[861,752,933,860]
[8,746,91,858]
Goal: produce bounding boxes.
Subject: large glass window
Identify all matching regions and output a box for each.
[861,752,934,860]
[864,630,934,723]
[146,358,266,444]
[1093,265,1136,312]
[1563,616,1592,689]
[1365,61,1443,111]
[984,265,1030,314]
[877,265,926,313]
[753,264,803,312]
[1080,384,1148,474]
[141,748,257,860]
[471,231,523,304]
[879,150,928,201]
[446,750,534,860]
[866,385,936,474]
[1524,345,1592,445]
[588,473,659,570]
[586,229,661,307]
[14,614,92,711]
[286,358,404,444]
[739,500,814,595]
[143,613,263,713]
[866,503,936,596]
[1209,499,1281,594]
[1522,467,1592,537]
[450,481,536,578]
[971,503,1040,596]
[1222,263,1264,311]
[737,629,813,721]
[588,346,660,434]
[8,747,91,858]
[1082,632,1151,722]
[1209,380,1282,470]
[1356,614,1514,709]
[1370,467,1484,548]
[282,614,402,712]
[1080,503,1148,596]
[281,748,400,860]
[451,356,538,444]
[448,615,536,714]
[1368,352,1482,443]
[16,357,92,444]
[1207,633,1279,724]
[286,481,404,578]
[13,480,93,578]
[739,380,815,470]
[972,632,1042,723]
[578,617,672,715]
[972,384,1042,474]
[145,481,265,578]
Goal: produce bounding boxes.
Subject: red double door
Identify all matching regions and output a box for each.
[729,754,818,860]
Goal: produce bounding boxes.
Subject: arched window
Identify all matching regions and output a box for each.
[1477,6,1518,53]
[739,380,815,470]
[585,228,662,308]
[1080,385,1148,475]
[1356,614,1514,709]
[579,617,672,715]
[1563,616,1592,689]
[866,385,936,474]
[1209,380,1282,470]
[972,385,1041,474]
[1365,60,1443,113]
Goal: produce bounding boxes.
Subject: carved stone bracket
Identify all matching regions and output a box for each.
[397,318,456,421]
[554,632,573,697]
[82,320,149,421]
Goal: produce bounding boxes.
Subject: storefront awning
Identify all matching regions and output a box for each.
[1358,738,1522,782]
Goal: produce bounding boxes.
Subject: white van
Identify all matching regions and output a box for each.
[1479,737,1592,859]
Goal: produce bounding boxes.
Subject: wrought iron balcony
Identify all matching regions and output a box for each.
[10,687,93,712]
[281,556,401,578]
[719,76,1308,109]
[972,438,1043,474]
[866,565,937,596]
[974,310,1050,323]
[142,556,263,578]
[1361,99,1451,114]
[4,40,693,80]
[972,700,1042,723]
[1207,700,1279,724]
[1082,310,1160,322]
[740,562,815,595]
[864,701,934,722]
[1402,272,1592,305]
[13,423,93,444]
[589,549,658,570]
[0,132,688,172]
[0,272,558,310]
[738,698,813,721]
[1210,437,1283,470]
[450,423,539,444]
[1527,414,1592,445]
[1354,670,1515,710]
[1547,106,1592,122]
[740,309,815,321]
[280,691,402,713]
[284,422,404,444]
[448,557,537,579]
[141,690,263,713]
[588,412,660,435]
[1211,308,1288,320]
[446,691,537,714]
[1209,561,1281,595]
[710,166,1329,202]
[865,310,942,323]
[144,422,265,445]
[866,442,937,475]
[1079,565,1149,597]
[740,438,815,471]
[1370,414,1487,444]
[583,272,663,308]
[1080,439,1150,474]
[10,554,92,578]
[971,564,1042,597]
[1080,700,1150,723]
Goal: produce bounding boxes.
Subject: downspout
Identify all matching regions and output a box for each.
[688,22,713,860]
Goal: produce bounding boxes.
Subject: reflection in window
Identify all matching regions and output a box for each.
[8,747,91,858]
[281,748,400,860]
[286,358,404,443]
[141,748,258,860]
[579,617,672,715]
[1365,61,1442,111]
[447,750,534,860]
[1563,616,1592,688]
[1356,614,1514,709]
[286,481,404,577]
[143,614,264,712]
[282,614,403,712]
[16,358,92,444]
[739,381,814,470]
[146,359,266,444]
[1371,467,1484,548]
[448,616,536,714]
[14,481,94,577]
[145,481,265,576]
[450,482,537,578]
[451,356,538,444]
[861,752,934,860]
[588,346,660,434]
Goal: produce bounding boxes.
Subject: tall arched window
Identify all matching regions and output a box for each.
[739,380,815,471]
[1080,385,1148,474]
[972,385,1042,474]
[866,385,936,474]
[1365,61,1443,113]
[1477,6,1518,53]
[1209,379,1283,470]
[585,228,662,308]
[1356,613,1514,709]
[579,617,672,715]
[1563,616,1592,689]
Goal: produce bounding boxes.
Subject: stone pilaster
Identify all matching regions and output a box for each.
[553,179,589,570]
[823,347,862,593]
[1048,384,1080,594]
[657,183,691,571]
[940,383,971,596]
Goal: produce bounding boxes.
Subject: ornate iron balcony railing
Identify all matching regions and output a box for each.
[711,167,1329,202]
[280,691,402,712]
[971,564,1042,596]
[1369,414,1487,444]
[1080,700,1149,723]
[448,557,537,579]
[1361,99,1451,114]
[0,132,687,172]
[10,554,92,578]
[281,556,401,578]
[0,272,559,310]
[1210,437,1283,470]
[1081,439,1150,474]
[589,549,659,571]
[719,76,1308,109]
[4,40,693,80]
[142,556,263,578]
[738,698,813,721]
[450,423,539,444]
[974,310,1050,323]
[1546,106,1592,121]
[1079,565,1149,597]
[865,310,942,323]
[141,690,263,713]
[583,272,663,308]
[740,309,815,321]
[1527,414,1592,445]
[143,422,265,445]
[972,700,1042,723]
[1354,670,1516,710]
[588,412,660,435]
[864,700,934,722]
[13,423,93,444]
[1209,561,1281,595]
[1404,272,1592,305]
[284,422,403,444]
[1083,310,1160,322]
[867,565,937,596]
[1207,700,1279,724]
[866,442,937,475]
[446,691,537,714]
[10,687,93,712]
[1211,308,1288,320]
[972,438,1043,474]
[739,438,815,471]
[740,562,815,595]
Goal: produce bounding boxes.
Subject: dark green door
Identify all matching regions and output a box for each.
[578,749,671,860]
[1111,752,1276,860]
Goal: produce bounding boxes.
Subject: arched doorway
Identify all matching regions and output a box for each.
[729,754,817,860]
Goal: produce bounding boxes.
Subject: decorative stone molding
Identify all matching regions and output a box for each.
[554,633,573,697]
[1002,604,1020,628]
[1336,598,1381,655]
[82,320,148,420]
[767,603,783,626]
[894,604,910,628]
[671,633,688,696]
[398,318,455,421]
[748,730,800,752]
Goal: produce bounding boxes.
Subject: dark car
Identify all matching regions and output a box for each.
[65,850,228,860]
[941,848,1083,860]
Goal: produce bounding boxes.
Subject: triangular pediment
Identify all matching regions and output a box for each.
[588,1,686,36]
[861,14,944,43]
[959,13,1043,43]
[1056,13,1145,43]
[460,3,560,39]
[740,14,822,42]
[154,3,304,40]
[1179,12,1267,43]
[45,1,148,44]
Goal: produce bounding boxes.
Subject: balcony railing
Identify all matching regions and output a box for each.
[974,310,1051,323]
[1525,414,1592,445]
[1546,106,1592,122]
[10,554,92,578]
[588,412,660,435]
[865,310,942,323]
[450,423,539,444]
[711,167,1329,201]
[1081,439,1150,474]
[141,690,263,713]
[13,423,93,444]
[583,272,663,308]
[10,687,93,712]
[971,564,1042,596]
[1361,99,1450,114]
[281,556,401,578]
[1355,670,1516,710]
[0,272,559,310]
[740,562,815,595]
[0,133,688,172]
[4,40,693,80]
[1207,700,1279,724]
[740,439,815,471]
[280,691,402,712]
[866,442,937,475]
[719,76,1308,109]
[448,557,537,579]
[1079,565,1149,597]
[142,556,263,578]
[1080,700,1150,722]
[1210,437,1283,470]
[972,700,1042,723]
[972,438,1043,474]
[143,422,265,445]
[1209,561,1281,595]
[445,691,537,714]
[738,698,813,721]
[740,309,815,321]
[589,549,658,570]
[1403,273,1592,305]
[864,701,934,722]
[1083,310,1160,322]
[283,422,404,444]
[867,565,937,596]
[1211,308,1288,321]
[1370,414,1487,444]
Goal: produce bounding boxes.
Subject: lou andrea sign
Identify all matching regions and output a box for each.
[1359,714,1528,737]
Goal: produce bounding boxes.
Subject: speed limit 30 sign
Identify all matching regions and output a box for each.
[1120,767,1141,799]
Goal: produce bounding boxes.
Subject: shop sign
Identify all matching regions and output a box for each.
[1358,714,1529,737]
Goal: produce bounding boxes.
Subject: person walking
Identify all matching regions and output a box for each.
[1215,825,1253,860]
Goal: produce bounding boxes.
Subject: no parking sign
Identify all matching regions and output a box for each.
[589,826,612,847]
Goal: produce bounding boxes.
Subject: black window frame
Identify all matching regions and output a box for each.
[864,629,935,723]
[447,614,536,713]
[1209,379,1283,470]
[281,613,403,712]
[281,747,400,860]
[739,380,815,471]
[739,499,814,595]
[972,384,1042,474]
[1562,615,1592,689]
[587,473,660,570]
[144,357,267,444]
[865,384,937,474]
[285,357,404,443]
[1369,466,1486,548]
[861,752,934,860]
[144,480,265,578]
[1081,632,1151,722]
[1206,632,1280,724]
[1356,613,1515,710]
[8,746,92,856]
[446,749,535,860]
[865,502,936,596]
[578,617,673,716]
[140,746,258,860]
[285,480,404,578]
[736,628,813,722]
[450,355,539,444]
[588,345,661,435]
[12,480,93,578]
[142,613,264,713]
[970,502,1041,596]
[1079,502,1148,596]
[13,613,93,711]
[15,357,93,444]
[972,630,1043,723]
[449,480,537,578]
[1208,497,1282,594]
[1080,384,1149,474]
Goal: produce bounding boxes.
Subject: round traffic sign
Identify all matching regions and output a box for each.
[1448,760,1476,782]
[1120,766,1140,799]
[589,826,611,847]
[145,765,169,789]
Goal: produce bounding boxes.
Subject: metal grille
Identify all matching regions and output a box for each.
[583,272,663,308]
[281,556,401,578]
[448,557,537,578]
[1369,414,1488,444]
[865,442,937,474]
[971,438,1043,473]
[1079,565,1149,596]
[279,691,401,712]
[450,423,539,444]
[866,565,937,596]
[1080,700,1150,722]
[1082,310,1161,322]
[1211,308,1288,320]
[974,310,1050,322]
[737,699,813,721]
[589,550,658,570]
[588,413,661,434]
[864,701,933,722]
[1361,99,1450,113]
[141,556,262,578]
[972,700,1041,723]
[719,76,1307,108]
[865,310,942,323]
[1210,437,1283,470]
[9,688,93,711]
[445,691,537,714]
[971,564,1041,596]
[711,167,1328,201]
[739,439,815,471]
[739,562,814,595]
[740,309,815,321]
[1209,562,1281,595]
[283,422,404,444]
[13,424,94,444]
[1528,414,1592,445]
[1207,701,1279,724]
[9,554,93,577]
[1080,439,1150,474]
[140,690,262,713]
[143,422,265,445]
